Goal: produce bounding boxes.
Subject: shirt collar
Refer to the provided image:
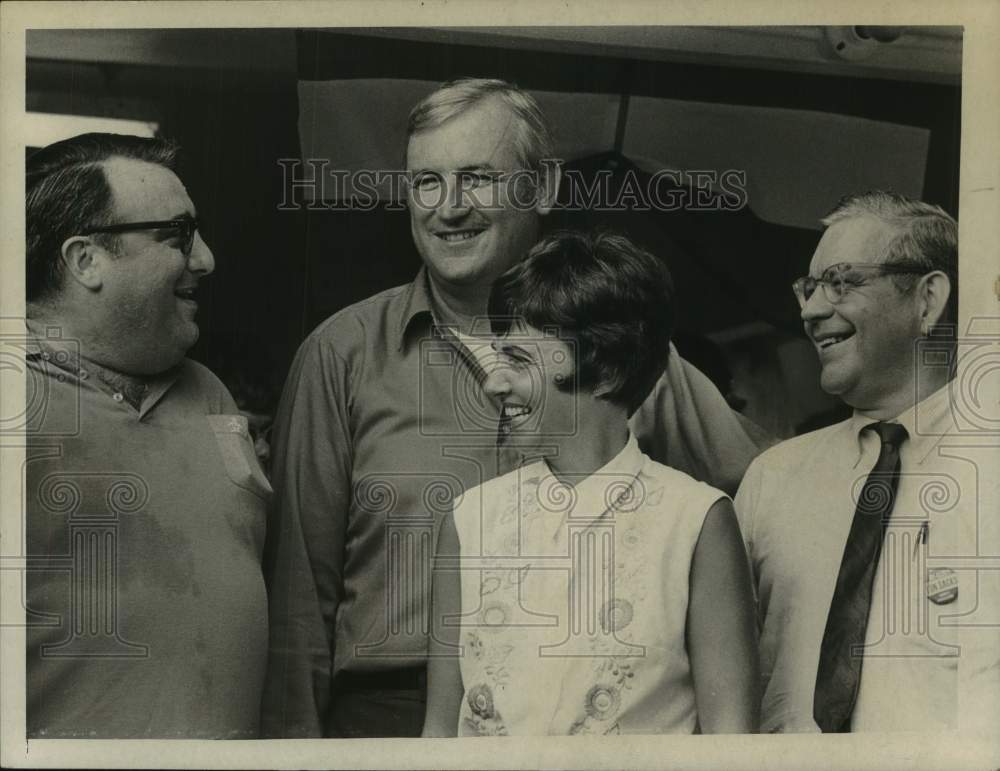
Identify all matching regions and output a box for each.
[538,431,644,519]
[25,317,181,409]
[25,317,73,362]
[849,381,954,465]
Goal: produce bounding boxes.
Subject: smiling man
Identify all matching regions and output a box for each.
[735,191,999,733]
[263,78,769,738]
[25,133,271,737]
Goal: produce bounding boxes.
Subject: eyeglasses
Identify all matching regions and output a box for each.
[406,169,527,210]
[791,261,928,308]
[82,216,201,256]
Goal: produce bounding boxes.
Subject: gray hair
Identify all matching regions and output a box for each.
[822,190,958,328]
[406,78,554,171]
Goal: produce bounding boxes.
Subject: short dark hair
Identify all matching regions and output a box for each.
[488,230,675,414]
[822,190,958,332]
[26,133,179,302]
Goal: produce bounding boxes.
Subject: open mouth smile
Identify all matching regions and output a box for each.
[813,331,855,352]
[499,404,532,434]
[435,229,485,243]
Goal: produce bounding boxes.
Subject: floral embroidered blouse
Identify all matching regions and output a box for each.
[451,432,727,735]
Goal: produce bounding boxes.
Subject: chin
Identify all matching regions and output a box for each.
[819,361,855,397]
[178,322,200,348]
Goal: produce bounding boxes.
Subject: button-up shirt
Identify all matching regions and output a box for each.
[262,266,770,737]
[736,382,1000,732]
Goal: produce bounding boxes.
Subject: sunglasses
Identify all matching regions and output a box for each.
[82,216,201,256]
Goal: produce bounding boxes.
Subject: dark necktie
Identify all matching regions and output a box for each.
[813,421,908,732]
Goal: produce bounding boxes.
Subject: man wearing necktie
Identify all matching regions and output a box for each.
[735,191,999,732]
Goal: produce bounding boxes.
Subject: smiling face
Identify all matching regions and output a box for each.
[485,321,579,450]
[95,157,215,374]
[405,96,546,297]
[802,215,925,413]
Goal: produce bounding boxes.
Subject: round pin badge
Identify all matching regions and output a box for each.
[927,568,959,605]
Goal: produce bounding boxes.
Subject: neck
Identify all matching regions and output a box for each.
[27,303,95,358]
[426,275,491,337]
[546,409,630,485]
[28,302,157,378]
[852,365,950,421]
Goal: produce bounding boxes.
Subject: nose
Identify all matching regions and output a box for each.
[187,232,215,277]
[800,284,834,325]
[484,366,512,401]
[437,173,474,223]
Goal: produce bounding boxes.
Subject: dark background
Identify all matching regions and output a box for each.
[25,27,962,435]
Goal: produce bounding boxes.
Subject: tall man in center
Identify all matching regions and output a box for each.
[262,78,768,737]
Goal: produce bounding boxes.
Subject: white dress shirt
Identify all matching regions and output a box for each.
[735,383,1000,733]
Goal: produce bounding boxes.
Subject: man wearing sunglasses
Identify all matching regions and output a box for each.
[24,133,270,737]
[735,191,999,732]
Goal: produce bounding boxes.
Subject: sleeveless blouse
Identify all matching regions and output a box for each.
[452,433,726,735]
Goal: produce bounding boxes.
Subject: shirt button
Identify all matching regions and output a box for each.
[113,392,124,403]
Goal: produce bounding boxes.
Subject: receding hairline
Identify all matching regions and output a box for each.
[405,94,528,167]
[99,155,193,221]
[405,81,552,171]
[820,211,903,258]
[819,195,957,275]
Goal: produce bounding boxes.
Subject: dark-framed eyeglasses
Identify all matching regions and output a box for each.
[82,216,201,256]
[791,261,928,308]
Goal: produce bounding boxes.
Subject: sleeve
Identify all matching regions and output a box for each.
[629,343,775,496]
[957,471,1000,734]
[957,568,1000,734]
[259,332,354,737]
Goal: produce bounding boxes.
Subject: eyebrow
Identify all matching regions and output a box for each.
[137,211,194,224]
[409,163,502,175]
[496,341,538,361]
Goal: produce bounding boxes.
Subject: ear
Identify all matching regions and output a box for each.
[916,270,952,334]
[533,159,562,217]
[60,235,106,292]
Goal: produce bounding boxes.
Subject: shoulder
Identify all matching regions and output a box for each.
[175,359,239,413]
[638,455,728,508]
[736,420,852,524]
[454,464,529,516]
[633,456,729,544]
[745,419,849,475]
[177,357,228,393]
[630,458,729,567]
[306,281,415,348]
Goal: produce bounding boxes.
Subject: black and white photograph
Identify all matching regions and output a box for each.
[1,2,998,769]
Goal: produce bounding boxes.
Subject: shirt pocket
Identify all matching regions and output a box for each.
[207,414,273,501]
